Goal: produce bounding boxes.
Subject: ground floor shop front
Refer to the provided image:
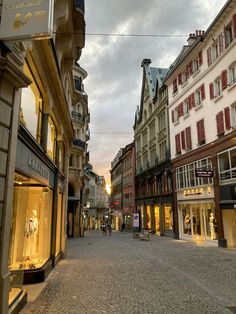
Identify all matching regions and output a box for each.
[137,199,173,237]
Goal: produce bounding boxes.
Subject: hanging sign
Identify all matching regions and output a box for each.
[133,213,139,228]
[0,0,54,41]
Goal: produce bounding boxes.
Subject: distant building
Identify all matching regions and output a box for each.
[134,59,173,236]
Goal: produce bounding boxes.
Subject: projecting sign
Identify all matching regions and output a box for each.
[195,169,213,178]
[0,0,54,41]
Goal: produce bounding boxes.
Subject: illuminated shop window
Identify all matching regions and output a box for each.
[20,63,43,144]
[47,116,57,162]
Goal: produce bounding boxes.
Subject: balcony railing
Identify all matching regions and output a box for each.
[73,139,86,149]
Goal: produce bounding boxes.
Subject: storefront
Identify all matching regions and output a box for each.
[177,186,217,244]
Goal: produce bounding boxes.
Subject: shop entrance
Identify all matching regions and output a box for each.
[180,202,217,242]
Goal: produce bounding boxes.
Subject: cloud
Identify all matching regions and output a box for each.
[80,0,227,183]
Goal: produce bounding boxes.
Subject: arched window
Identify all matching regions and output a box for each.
[20,63,42,143]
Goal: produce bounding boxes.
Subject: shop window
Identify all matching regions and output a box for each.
[47,116,57,162]
[56,193,63,256]
[9,182,52,272]
[164,206,172,230]
[20,63,43,144]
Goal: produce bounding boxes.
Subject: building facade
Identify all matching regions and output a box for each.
[0,1,85,313]
[165,0,236,247]
[68,64,90,238]
[134,59,173,236]
[120,142,136,231]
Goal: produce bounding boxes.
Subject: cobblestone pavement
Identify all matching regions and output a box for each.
[21,231,236,314]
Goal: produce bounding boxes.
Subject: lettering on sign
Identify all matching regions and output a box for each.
[28,156,49,180]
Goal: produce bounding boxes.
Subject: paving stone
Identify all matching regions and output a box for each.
[21,231,236,314]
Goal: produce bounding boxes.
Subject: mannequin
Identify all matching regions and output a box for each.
[184,214,191,235]
[24,210,38,258]
[209,213,216,240]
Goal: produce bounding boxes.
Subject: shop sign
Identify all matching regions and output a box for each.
[0,0,54,41]
[28,156,49,180]
[133,213,139,228]
[195,169,213,178]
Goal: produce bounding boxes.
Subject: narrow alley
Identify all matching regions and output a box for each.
[21,231,236,314]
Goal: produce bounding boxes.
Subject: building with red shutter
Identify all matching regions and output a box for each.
[164,0,236,248]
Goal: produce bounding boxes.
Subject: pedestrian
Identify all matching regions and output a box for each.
[101,222,106,235]
[121,222,125,232]
[107,224,112,236]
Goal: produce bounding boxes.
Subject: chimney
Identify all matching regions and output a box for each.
[141,59,152,68]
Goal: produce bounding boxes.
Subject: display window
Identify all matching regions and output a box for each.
[164,205,173,230]
[154,205,160,234]
[47,116,57,162]
[9,177,53,271]
[179,202,217,241]
[56,193,63,256]
[20,62,43,144]
[146,205,151,229]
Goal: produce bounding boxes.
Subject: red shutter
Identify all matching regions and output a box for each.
[199,51,203,65]
[171,110,174,123]
[233,13,236,38]
[219,33,223,54]
[178,102,183,117]
[189,62,193,75]
[197,119,205,143]
[181,130,186,150]
[224,107,231,130]
[209,83,214,100]
[216,111,225,135]
[188,95,192,110]
[221,69,228,90]
[178,73,182,85]
[200,84,205,100]
[185,127,192,150]
[175,134,181,154]
[207,48,212,66]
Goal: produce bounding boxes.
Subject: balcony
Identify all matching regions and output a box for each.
[71,111,85,123]
[73,139,86,149]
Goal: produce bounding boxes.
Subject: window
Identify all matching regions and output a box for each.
[211,41,219,61]
[231,103,236,128]
[229,64,236,86]
[158,111,165,131]
[159,141,166,160]
[218,147,236,181]
[214,78,221,98]
[58,142,65,173]
[142,129,147,146]
[176,158,213,189]
[175,134,181,155]
[149,121,155,140]
[195,89,202,107]
[143,154,148,169]
[47,116,57,162]
[150,149,156,166]
[20,63,43,144]
[224,22,233,47]
[183,99,190,117]
[185,127,192,151]
[173,78,178,94]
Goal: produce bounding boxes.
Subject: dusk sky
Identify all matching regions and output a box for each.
[80,0,227,185]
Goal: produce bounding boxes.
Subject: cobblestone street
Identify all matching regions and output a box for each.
[21,231,236,314]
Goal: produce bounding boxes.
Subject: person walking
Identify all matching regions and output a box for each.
[101,222,106,235]
[107,224,112,236]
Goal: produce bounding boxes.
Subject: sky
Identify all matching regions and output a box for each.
[80,0,227,185]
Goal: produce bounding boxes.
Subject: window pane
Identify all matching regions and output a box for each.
[219,152,230,171]
[230,149,236,168]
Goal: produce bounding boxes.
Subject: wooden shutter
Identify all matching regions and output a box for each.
[224,107,231,130]
[200,84,205,100]
[216,111,225,135]
[191,93,195,108]
[221,69,228,90]
[185,127,192,150]
[233,13,236,38]
[175,134,181,154]
[209,83,214,100]
[199,51,203,65]
[188,95,192,110]
[181,130,186,150]
[219,33,223,54]
[178,102,183,117]
[197,119,205,143]
[207,48,212,66]
[178,73,182,85]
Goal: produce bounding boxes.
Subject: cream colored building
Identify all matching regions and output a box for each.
[0,1,85,313]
